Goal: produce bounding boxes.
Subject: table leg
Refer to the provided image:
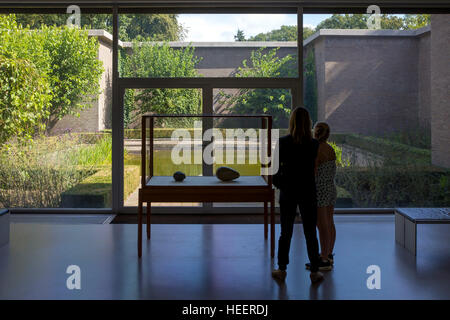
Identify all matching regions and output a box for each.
[138,198,143,258]
[395,213,405,247]
[264,201,268,239]
[147,202,151,239]
[404,218,417,256]
[270,194,275,259]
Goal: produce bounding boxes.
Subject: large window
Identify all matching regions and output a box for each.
[0,13,112,209]
[1,4,448,213]
[303,12,449,208]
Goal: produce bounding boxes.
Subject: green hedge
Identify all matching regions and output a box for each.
[335,166,449,207]
[61,165,140,208]
[330,133,431,164]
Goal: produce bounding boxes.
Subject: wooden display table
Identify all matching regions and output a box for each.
[137,114,275,259]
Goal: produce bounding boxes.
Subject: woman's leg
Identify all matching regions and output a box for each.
[327,205,336,256]
[298,199,321,273]
[316,206,329,259]
[277,192,298,270]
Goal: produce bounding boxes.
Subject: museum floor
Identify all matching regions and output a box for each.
[1,215,449,300]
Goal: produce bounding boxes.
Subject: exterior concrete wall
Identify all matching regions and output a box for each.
[97,38,113,129]
[431,15,450,168]
[50,93,100,134]
[418,32,431,131]
[310,34,422,136]
[193,46,295,77]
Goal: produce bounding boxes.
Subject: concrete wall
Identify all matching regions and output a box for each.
[306,28,431,136]
[431,15,450,168]
[418,32,431,131]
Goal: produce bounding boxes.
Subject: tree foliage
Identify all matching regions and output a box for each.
[248,25,315,41]
[234,29,246,41]
[120,41,202,127]
[0,56,52,145]
[219,48,296,128]
[403,14,431,29]
[0,14,104,142]
[15,13,184,41]
[316,14,429,30]
[40,26,104,130]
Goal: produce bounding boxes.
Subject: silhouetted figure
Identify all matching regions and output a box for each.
[314,122,337,267]
[272,107,323,284]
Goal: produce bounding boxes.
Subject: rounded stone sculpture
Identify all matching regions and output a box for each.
[173,171,186,182]
[216,166,240,182]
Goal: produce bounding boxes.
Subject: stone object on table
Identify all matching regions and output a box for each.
[173,171,186,182]
[216,166,240,182]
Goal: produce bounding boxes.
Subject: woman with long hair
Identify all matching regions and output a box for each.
[271,107,324,283]
[313,122,337,268]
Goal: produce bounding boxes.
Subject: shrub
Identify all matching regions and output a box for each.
[336,166,449,207]
[121,41,202,127]
[0,15,104,136]
[0,56,52,145]
[218,47,296,129]
[331,133,431,165]
[40,25,104,131]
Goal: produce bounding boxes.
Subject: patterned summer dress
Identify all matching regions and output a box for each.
[316,160,337,207]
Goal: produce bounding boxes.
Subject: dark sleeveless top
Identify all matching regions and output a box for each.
[273,134,319,196]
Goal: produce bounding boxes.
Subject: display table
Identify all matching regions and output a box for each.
[137,114,275,259]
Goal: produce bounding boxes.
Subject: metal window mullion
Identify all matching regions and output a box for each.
[112,5,124,214]
[297,6,304,107]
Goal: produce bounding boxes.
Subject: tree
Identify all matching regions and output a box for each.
[303,27,316,40]
[234,29,246,41]
[0,14,104,134]
[15,13,185,41]
[404,14,430,29]
[315,14,428,30]
[40,26,104,131]
[248,25,316,41]
[218,48,296,128]
[119,14,184,41]
[0,57,52,146]
[0,15,52,145]
[121,40,202,127]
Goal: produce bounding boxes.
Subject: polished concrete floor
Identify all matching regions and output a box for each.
[1,216,450,300]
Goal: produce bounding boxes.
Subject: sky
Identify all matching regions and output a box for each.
[178,14,332,42]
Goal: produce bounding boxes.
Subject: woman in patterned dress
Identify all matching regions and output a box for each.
[314,122,337,268]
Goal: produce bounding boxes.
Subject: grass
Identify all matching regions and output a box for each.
[62,165,140,208]
[330,133,431,165]
[0,135,95,208]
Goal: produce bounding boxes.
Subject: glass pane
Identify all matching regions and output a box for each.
[0,13,112,209]
[304,12,449,208]
[213,88,290,207]
[123,88,203,207]
[119,14,298,78]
